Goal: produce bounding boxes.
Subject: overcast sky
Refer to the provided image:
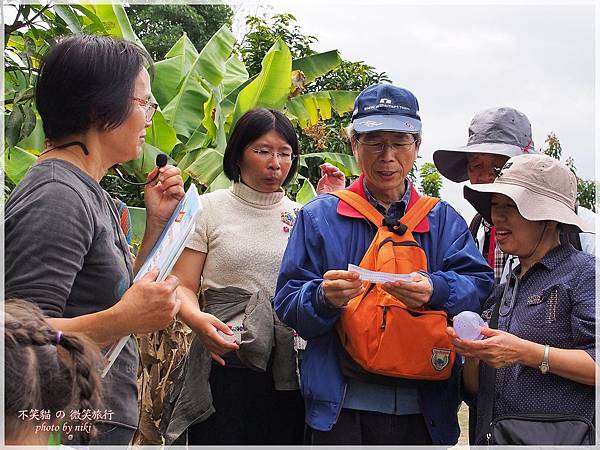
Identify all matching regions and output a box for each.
[233,1,596,217]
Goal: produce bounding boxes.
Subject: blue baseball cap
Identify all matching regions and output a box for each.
[351,84,422,134]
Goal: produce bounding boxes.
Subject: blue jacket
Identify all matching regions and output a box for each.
[274,181,494,445]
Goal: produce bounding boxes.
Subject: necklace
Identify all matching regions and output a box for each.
[39,141,90,157]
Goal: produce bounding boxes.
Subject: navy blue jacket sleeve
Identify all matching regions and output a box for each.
[424,203,495,316]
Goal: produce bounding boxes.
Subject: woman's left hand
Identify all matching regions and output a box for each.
[449,326,526,368]
[144,164,185,224]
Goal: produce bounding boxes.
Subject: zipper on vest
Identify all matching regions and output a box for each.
[380,306,388,329]
[360,282,376,301]
[377,237,421,250]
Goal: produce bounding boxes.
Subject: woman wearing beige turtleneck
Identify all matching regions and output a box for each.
[170,108,344,445]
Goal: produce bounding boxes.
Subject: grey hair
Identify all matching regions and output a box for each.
[346,123,422,142]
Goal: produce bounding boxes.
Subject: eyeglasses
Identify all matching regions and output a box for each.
[355,135,418,154]
[250,147,297,162]
[131,97,158,122]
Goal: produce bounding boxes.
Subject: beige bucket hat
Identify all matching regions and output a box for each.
[464,153,594,233]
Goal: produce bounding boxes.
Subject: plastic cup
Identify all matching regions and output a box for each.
[453,311,486,340]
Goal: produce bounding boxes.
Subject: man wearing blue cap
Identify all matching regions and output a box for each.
[274,84,494,445]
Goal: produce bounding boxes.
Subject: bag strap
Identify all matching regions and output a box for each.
[401,196,440,231]
[477,257,516,443]
[330,190,384,226]
[331,190,439,233]
[469,213,483,241]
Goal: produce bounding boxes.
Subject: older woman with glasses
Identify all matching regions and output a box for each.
[447,153,596,445]
[164,108,345,445]
[5,34,185,445]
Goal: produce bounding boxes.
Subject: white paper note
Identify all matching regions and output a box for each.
[348,264,415,284]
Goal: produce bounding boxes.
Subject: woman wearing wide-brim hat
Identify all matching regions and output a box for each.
[433,106,595,285]
[447,153,596,445]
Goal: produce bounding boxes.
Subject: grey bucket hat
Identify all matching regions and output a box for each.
[433,106,537,182]
[464,153,594,234]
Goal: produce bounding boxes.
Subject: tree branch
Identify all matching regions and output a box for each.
[5,4,52,36]
[3,93,35,107]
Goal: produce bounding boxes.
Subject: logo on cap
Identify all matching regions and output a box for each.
[379,98,392,105]
[359,120,384,128]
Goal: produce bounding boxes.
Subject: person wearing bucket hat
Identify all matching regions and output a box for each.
[274,84,494,445]
[433,106,595,285]
[447,153,596,445]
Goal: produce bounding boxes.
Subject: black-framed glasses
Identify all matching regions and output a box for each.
[355,135,418,154]
[131,97,158,122]
[250,147,297,162]
[499,269,519,317]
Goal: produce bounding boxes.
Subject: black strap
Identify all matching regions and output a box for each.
[468,213,483,241]
[475,258,516,444]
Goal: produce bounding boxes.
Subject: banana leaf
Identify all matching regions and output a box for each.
[292,50,342,85]
[121,143,173,180]
[84,3,142,46]
[222,54,249,97]
[128,206,147,247]
[207,171,231,192]
[328,90,360,113]
[231,39,292,128]
[161,61,210,139]
[54,5,84,33]
[296,178,318,204]
[145,110,178,154]
[300,152,360,176]
[152,34,200,108]
[287,90,359,128]
[196,25,236,89]
[185,148,224,187]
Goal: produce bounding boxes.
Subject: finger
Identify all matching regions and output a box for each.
[383,280,430,296]
[158,173,183,189]
[161,274,180,291]
[210,316,234,335]
[162,184,186,199]
[333,286,364,300]
[158,169,182,186]
[205,330,239,353]
[170,298,182,317]
[479,326,500,337]
[158,164,178,174]
[323,280,362,296]
[139,267,160,282]
[210,352,226,366]
[323,270,360,281]
[146,166,159,183]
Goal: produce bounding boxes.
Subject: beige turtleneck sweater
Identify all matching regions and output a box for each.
[187,182,301,295]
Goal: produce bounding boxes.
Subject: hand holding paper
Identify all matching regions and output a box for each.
[347,264,415,283]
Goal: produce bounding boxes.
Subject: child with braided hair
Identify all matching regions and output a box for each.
[5,298,103,446]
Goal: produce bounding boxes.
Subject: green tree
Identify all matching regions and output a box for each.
[240,13,317,77]
[418,162,443,198]
[239,13,390,188]
[4,3,142,202]
[543,133,596,212]
[126,4,233,61]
